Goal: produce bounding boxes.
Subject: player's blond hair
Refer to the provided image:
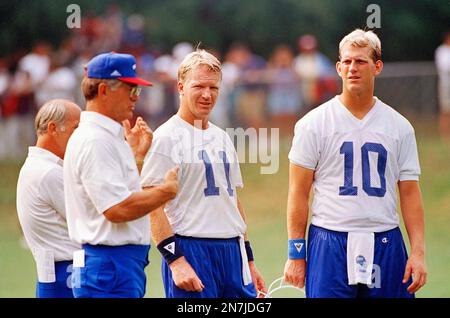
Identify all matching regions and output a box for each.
[178,49,222,84]
[339,29,382,62]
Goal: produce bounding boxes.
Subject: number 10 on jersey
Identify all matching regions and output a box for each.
[339,141,387,197]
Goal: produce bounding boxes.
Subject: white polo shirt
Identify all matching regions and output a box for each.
[64,111,150,245]
[16,147,80,262]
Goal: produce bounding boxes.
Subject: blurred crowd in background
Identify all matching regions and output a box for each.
[0,5,446,161]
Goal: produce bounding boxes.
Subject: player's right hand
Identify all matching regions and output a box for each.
[283,259,306,288]
[162,166,179,199]
[169,256,204,292]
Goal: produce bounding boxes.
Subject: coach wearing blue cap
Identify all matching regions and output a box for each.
[63,52,179,298]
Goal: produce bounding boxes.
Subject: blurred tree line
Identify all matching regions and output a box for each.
[0,0,448,61]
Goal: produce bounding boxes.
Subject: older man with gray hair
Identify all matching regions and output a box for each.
[16,99,81,298]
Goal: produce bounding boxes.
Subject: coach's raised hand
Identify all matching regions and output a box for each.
[123,117,153,172]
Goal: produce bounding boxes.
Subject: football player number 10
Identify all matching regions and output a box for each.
[339,141,387,197]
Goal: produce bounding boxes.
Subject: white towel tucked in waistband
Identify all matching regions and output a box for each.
[239,235,253,285]
[347,232,374,285]
[34,248,55,283]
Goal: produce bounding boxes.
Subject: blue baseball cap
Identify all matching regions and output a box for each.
[86,52,153,86]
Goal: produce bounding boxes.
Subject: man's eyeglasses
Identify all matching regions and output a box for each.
[129,85,142,98]
[121,82,141,98]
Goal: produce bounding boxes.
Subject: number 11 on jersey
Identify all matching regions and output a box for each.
[198,150,234,197]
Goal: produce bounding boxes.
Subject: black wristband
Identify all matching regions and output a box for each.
[245,240,254,262]
[157,236,183,264]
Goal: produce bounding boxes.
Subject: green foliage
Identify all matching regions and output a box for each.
[0,0,447,61]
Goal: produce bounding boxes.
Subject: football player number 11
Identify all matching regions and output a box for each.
[198,150,234,197]
[339,141,387,197]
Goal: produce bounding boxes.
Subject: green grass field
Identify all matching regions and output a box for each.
[0,117,449,297]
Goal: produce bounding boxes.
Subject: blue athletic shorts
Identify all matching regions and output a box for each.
[72,244,150,298]
[306,224,414,298]
[36,260,73,298]
[162,235,257,298]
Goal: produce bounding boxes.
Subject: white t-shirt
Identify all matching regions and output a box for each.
[16,147,80,262]
[289,96,421,232]
[64,111,150,245]
[141,115,247,238]
[35,67,77,106]
[435,44,450,74]
[18,53,50,88]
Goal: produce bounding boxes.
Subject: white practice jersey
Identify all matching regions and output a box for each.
[17,147,80,262]
[289,96,421,232]
[141,115,247,238]
[64,112,150,246]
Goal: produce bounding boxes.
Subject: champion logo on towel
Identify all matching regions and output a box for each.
[111,70,122,76]
[294,242,304,253]
[164,242,175,254]
[382,237,388,244]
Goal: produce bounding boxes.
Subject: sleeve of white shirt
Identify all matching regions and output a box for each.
[78,140,133,214]
[141,136,177,187]
[41,168,66,218]
[227,134,243,188]
[398,132,421,181]
[232,159,243,189]
[288,119,320,170]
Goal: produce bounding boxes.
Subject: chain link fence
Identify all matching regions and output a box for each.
[376,62,438,114]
